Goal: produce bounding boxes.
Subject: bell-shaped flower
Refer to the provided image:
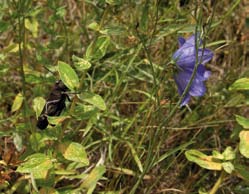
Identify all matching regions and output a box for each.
[173,35,213,69]
[172,34,213,106]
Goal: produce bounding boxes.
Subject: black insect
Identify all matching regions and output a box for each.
[37,80,70,130]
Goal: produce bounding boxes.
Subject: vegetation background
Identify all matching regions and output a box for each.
[0,0,249,193]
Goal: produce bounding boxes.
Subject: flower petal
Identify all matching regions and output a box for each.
[196,64,211,81]
[189,79,206,97]
[173,47,213,68]
[174,71,192,106]
[183,34,202,47]
[181,94,191,107]
[201,48,213,65]
[178,37,186,47]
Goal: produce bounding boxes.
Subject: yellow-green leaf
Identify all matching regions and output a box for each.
[58,61,79,91]
[239,130,249,158]
[32,97,46,119]
[72,55,91,71]
[78,92,106,111]
[85,36,110,61]
[25,18,39,38]
[185,150,222,171]
[236,115,249,129]
[17,153,53,179]
[81,165,106,190]
[58,142,89,165]
[11,93,24,112]
[222,162,234,174]
[47,116,71,126]
[87,21,100,31]
[229,78,249,91]
[222,146,235,161]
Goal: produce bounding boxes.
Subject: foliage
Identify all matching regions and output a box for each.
[0,0,248,193]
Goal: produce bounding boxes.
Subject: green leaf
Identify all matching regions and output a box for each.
[236,115,249,129]
[229,78,249,91]
[58,61,80,91]
[30,132,58,151]
[127,142,143,173]
[72,55,91,71]
[32,97,46,119]
[58,142,89,165]
[239,130,249,158]
[56,6,66,18]
[78,92,106,111]
[73,104,98,120]
[222,162,234,174]
[222,146,235,160]
[87,21,100,31]
[47,116,71,126]
[185,150,222,170]
[11,93,24,112]
[212,150,224,160]
[17,153,53,179]
[81,165,106,193]
[85,36,110,61]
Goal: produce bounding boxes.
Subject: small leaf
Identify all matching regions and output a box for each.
[81,165,106,190]
[33,97,46,119]
[212,150,223,160]
[47,116,71,126]
[222,146,235,160]
[229,78,249,91]
[185,150,222,170]
[222,162,234,174]
[72,55,91,71]
[58,61,80,90]
[58,142,89,165]
[236,115,249,129]
[17,153,53,179]
[56,6,66,18]
[13,132,23,152]
[85,36,110,61]
[78,92,106,111]
[239,130,249,158]
[11,93,24,112]
[25,18,39,38]
[87,22,100,31]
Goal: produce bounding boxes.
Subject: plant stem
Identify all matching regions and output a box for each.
[209,170,226,194]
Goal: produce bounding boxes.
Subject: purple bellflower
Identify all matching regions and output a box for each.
[172,34,213,106]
